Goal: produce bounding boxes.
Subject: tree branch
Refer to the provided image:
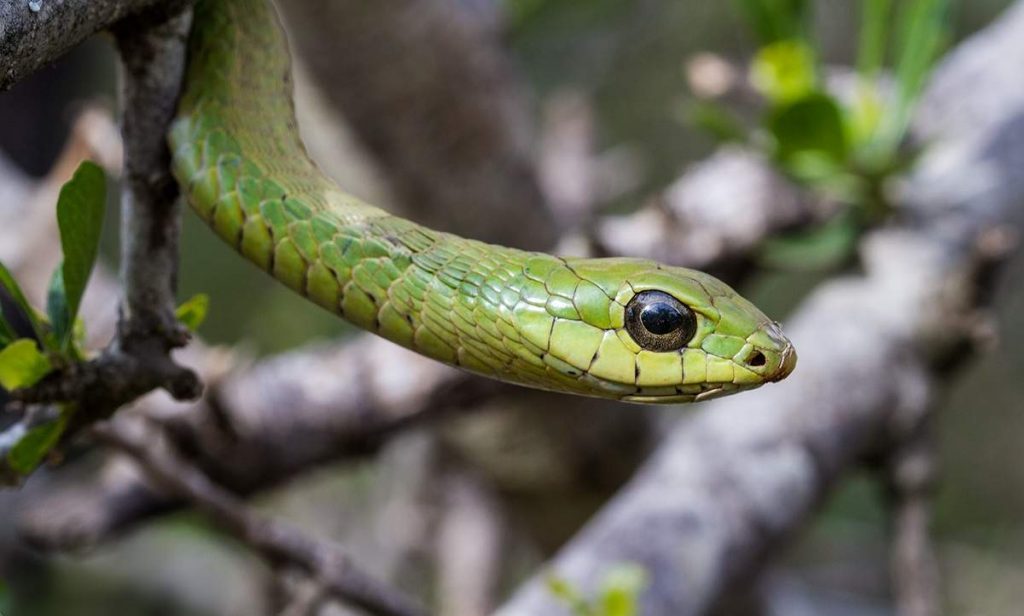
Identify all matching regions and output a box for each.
[92,419,428,616]
[0,0,190,91]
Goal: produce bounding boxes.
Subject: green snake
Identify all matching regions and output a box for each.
[169,0,796,404]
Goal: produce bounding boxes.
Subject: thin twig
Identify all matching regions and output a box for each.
[277,576,329,616]
[92,421,428,616]
[888,416,940,616]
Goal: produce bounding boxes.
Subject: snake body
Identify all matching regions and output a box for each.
[169,0,796,403]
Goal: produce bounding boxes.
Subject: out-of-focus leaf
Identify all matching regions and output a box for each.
[0,577,9,615]
[751,39,817,103]
[0,339,52,391]
[733,0,811,44]
[857,0,891,79]
[55,160,106,347]
[7,415,67,475]
[175,294,210,332]
[599,564,648,616]
[759,209,860,270]
[0,305,14,346]
[847,84,886,153]
[688,101,748,143]
[546,575,591,616]
[769,93,848,166]
[877,0,948,154]
[0,262,43,342]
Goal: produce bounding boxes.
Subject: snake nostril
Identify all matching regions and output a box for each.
[746,350,767,367]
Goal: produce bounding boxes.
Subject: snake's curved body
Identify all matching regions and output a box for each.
[170,0,796,403]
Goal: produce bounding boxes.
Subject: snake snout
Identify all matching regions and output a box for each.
[752,321,797,383]
[770,343,797,382]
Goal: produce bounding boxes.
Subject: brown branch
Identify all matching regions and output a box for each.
[92,420,428,616]
[0,0,191,91]
[887,416,940,616]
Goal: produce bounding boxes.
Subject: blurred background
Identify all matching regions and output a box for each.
[1,0,1023,614]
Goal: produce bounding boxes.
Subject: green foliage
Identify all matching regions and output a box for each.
[704,0,950,270]
[0,578,9,615]
[768,93,847,167]
[52,160,106,351]
[750,39,817,102]
[175,293,210,332]
[733,0,811,44]
[0,261,44,344]
[0,339,52,391]
[547,563,649,616]
[0,160,108,480]
[759,207,860,270]
[7,415,67,475]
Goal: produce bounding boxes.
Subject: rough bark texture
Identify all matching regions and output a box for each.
[0,0,189,90]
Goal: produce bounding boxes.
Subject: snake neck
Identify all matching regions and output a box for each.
[170,2,549,378]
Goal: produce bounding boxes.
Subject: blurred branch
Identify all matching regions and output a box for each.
[18,336,497,549]
[887,415,939,616]
[0,0,190,91]
[498,3,1024,614]
[93,419,428,616]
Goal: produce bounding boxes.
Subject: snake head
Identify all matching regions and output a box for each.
[539,258,797,403]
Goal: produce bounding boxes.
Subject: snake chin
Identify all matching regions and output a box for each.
[619,382,764,405]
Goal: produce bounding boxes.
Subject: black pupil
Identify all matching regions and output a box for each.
[640,302,683,335]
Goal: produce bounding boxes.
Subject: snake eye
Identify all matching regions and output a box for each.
[625,291,697,352]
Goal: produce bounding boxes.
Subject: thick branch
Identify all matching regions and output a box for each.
[0,0,190,91]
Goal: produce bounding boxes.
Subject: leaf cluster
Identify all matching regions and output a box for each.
[694,0,949,269]
[546,563,649,616]
[0,161,207,478]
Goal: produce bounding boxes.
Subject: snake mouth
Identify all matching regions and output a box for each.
[769,344,798,382]
[620,382,758,404]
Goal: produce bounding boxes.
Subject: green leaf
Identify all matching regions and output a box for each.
[857,0,891,79]
[0,307,14,346]
[46,265,70,347]
[733,0,811,44]
[56,160,106,346]
[175,294,210,332]
[0,577,9,615]
[768,93,848,167]
[0,339,53,391]
[0,261,44,342]
[546,575,592,616]
[599,565,648,616]
[759,209,860,270]
[688,101,748,144]
[7,415,67,475]
[751,39,818,103]
[877,0,948,155]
